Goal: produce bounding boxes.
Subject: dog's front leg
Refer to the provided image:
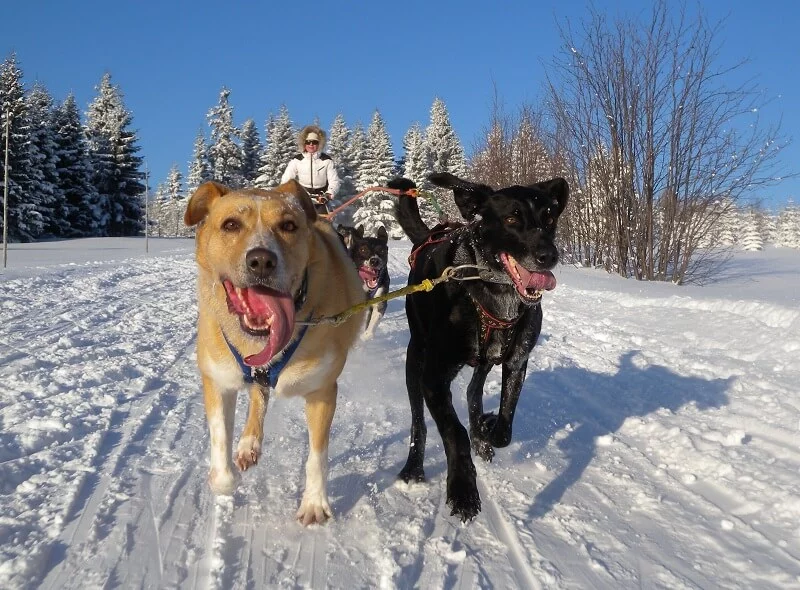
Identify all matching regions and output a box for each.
[362,305,377,340]
[235,384,269,471]
[202,374,239,495]
[421,376,481,522]
[297,385,337,525]
[466,365,494,461]
[480,360,528,448]
[362,299,386,340]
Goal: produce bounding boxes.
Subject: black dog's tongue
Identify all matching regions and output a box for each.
[498,252,557,295]
[524,269,557,291]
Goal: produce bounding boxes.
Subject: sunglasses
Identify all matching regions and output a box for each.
[305,140,319,146]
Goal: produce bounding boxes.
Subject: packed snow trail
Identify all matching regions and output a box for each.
[1,238,799,589]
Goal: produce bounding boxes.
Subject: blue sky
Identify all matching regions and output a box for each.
[5,0,798,210]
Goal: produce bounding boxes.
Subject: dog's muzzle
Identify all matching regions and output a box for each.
[223,280,295,366]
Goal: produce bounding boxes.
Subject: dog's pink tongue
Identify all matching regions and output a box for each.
[242,288,296,367]
[526,270,557,291]
[358,266,377,282]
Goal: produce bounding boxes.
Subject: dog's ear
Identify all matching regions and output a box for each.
[429,172,494,221]
[275,179,317,223]
[336,224,354,248]
[532,177,569,217]
[184,181,231,227]
[376,225,388,243]
[355,225,365,237]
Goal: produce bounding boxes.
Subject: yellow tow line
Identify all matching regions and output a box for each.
[295,265,484,327]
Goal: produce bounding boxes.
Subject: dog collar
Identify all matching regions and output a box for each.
[224,272,310,389]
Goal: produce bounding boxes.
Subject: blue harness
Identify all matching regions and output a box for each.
[223,275,310,389]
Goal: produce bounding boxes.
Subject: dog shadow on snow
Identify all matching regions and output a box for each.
[325,347,730,524]
[505,348,732,519]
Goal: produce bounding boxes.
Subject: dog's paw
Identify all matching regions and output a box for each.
[398,465,426,483]
[296,493,333,526]
[479,412,513,448]
[361,330,375,341]
[446,479,481,522]
[208,467,238,496]
[445,461,481,522]
[471,435,495,462]
[234,435,262,471]
[478,412,498,435]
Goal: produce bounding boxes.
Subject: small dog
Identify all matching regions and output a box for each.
[184,179,365,525]
[391,172,568,521]
[336,224,390,340]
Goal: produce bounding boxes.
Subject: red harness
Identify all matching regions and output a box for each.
[407,222,465,270]
[407,223,521,366]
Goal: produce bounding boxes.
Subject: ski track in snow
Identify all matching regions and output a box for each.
[1,239,799,589]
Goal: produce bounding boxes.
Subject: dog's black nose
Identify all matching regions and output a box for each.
[246,248,277,278]
[536,246,558,268]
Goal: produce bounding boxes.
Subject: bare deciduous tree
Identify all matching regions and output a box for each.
[545,0,790,284]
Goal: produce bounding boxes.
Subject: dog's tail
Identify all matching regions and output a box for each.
[388,177,430,245]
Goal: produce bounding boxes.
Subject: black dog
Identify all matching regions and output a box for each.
[390,172,568,521]
[336,224,390,340]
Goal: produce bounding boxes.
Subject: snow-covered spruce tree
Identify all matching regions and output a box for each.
[186,130,211,195]
[739,208,763,251]
[0,53,42,242]
[206,87,242,187]
[150,181,168,237]
[776,200,800,248]
[326,114,357,202]
[762,209,778,244]
[254,113,275,188]
[25,83,62,237]
[346,123,368,191]
[53,94,101,237]
[352,110,401,238]
[239,118,262,187]
[255,105,295,188]
[85,73,145,236]
[754,207,772,247]
[716,199,738,247]
[401,122,439,227]
[164,164,185,237]
[424,97,467,221]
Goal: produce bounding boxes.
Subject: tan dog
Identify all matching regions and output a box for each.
[184,180,365,525]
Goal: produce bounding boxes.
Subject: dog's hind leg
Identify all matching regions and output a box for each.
[297,385,337,526]
[399,341,427,482]
[202,374,239,496]
[466,365,495,462]
[235,384,269,471]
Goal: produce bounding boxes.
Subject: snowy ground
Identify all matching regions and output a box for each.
[1,237,799,589]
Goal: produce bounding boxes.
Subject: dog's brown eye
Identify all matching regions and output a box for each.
[546,217,554,226]
[505,216,519,226]
[359,246,370,256]
[280,220,297,233]
[222,218,241,232]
